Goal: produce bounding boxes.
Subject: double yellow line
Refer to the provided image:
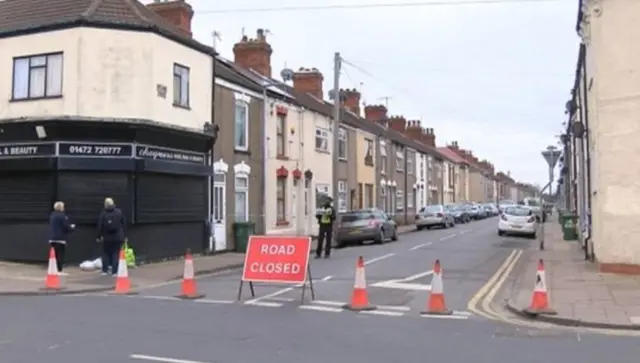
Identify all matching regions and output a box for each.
[467,249,523,321]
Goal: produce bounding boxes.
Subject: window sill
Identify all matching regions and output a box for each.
[364,162,374,167]
[315,149,330,154]
[10,95,63,102]
[276,220,290,227]
[172,103,191,110]
[276,155,289,161]
[339,158,347,162]
[234,147,249,154]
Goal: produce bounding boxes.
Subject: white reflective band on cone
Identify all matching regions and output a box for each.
[47,257,59,275]
[431,272,444,294]
[354,267,367,289]
[534,271,547,292]
[183,260,194,279]
[117,256,129,277]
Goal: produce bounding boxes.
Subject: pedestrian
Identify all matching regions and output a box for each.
[97,197,126,276]
[315,199,336,259]
[48,201,75,275]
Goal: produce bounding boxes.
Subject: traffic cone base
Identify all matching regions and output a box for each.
[43,247,64,291]
[523,307,557,316]
[343,302,377,311]
[39,286,66,292]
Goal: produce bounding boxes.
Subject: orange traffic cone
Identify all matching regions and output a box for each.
[343,256,376,311]
[112,248,137,295]
[41,247,64,292]
[524,259,556,315]
[176,250,205,299]
[421,260,452,315]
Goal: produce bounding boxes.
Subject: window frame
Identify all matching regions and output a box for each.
[276,178,287,222]
[315,127,329,152]
[396,189,404,212]
[234,100,250,151]
[338,127,347,160]
[173,63,190,108]
[396,147,405,172]
[276,114,286,157]
[364,138,374,166]
[234,175,249,222]
[12,52,64,101]
[337,180,348,212]
[407,152,414,175]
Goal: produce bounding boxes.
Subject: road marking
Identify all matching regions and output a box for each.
[466,249,521,320]
[360,310,405,317]
[195,299,234,304]
[136,295,179,302]
[459,230,470,234]
[365,253,395,265]
[378,305,411,311]
[481,249,524,316]
[398,270,433,282]
[130,354,211,363]
[244,276,329,304]
[371,281,432,291]
[421,314,468,320]
[245,300,283,307]
[299,305,343,313]
[410,242,432,251]
[321,275,333,281]
[268,297,295,302]
[439,233,457,241]
[313,300,346,307]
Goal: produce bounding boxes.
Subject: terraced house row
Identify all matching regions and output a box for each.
[0,0,535,261]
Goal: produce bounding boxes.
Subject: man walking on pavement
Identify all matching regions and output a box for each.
[48,201,75,275]
[97,197,126,276]
[316,199,336,259]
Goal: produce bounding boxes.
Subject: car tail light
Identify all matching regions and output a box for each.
[436,213,443,218]
[368,220,380,227]
[500,215,508,222]
[527,216,535,223]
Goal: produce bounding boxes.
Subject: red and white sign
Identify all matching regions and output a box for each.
[241,235,311,284]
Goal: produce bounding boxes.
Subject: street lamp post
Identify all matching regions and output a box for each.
[541,145,561,195]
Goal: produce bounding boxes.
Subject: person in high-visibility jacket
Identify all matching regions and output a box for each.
[316,200,336,259]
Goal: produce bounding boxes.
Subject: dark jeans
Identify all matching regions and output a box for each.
[50,242,66,272]
[102,240,123,274]
[317,224,333,257]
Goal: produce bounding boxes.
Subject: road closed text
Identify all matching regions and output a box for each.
[242,237,311,283]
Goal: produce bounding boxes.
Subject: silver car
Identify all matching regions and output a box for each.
[415,204,456,230]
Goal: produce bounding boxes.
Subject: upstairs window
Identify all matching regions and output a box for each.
[338,128,347,160]
[315,128,329,152]
[173,63,190,108]
[276,114,286,157]
[234,98,249,151]
[12,53,63,100]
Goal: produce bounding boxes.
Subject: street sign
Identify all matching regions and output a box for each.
[241,236,311,284]
[541,149,561,169]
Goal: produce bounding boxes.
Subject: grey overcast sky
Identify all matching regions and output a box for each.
[148,0,579,187]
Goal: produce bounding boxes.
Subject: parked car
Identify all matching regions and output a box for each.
[449,205,471,223]
[415,204,455,230]
[483,204,499,216]
[475,205,488,219]
[498,205,537,238]
[467,205,480,220]
[337,208,398,248]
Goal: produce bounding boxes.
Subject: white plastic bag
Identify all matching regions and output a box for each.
[92,258,102,270]
[79,260,94,270]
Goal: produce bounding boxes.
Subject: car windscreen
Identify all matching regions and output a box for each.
[420,205,442,214]
[340,211,375,222]
[504,207,532,216]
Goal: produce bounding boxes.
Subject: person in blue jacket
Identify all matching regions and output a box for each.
[48,201,75,275]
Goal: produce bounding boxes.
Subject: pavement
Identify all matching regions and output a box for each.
[499,219,640,330]
[2,217,640,363]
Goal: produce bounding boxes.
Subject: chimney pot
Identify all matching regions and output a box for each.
[341,88,361,116]
[364,104,388,122]
[292,68,324,99]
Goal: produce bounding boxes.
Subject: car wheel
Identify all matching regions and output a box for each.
[498,230,505,236]
[416,225,424,231]
[529,233,537,239]
[442,223,448,229]
[391,227,398,241]
[375,229,385,244]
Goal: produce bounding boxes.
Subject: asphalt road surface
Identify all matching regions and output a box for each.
[2,217,640,363]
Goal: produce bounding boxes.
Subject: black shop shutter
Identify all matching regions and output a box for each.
[0,173,54,222]
[136,174,206,223]
[57,172,129,224]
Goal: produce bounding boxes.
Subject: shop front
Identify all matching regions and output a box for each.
[0,119,215,263]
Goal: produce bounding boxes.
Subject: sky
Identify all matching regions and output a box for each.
[149,0,580,188]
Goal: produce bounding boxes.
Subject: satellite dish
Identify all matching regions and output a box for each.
[328,89,345,101]
[280,68,294,82]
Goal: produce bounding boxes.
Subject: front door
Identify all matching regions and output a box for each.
[213,173,226,251]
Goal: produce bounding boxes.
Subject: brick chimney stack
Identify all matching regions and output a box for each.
[292,68,324,99]
[147,0,194,37]
[341,88,361,116]
[422,128,436,147]
[364,105,388,123]
[233,28,273,77]
[388,116,407,133]
[448,141,459,151]
[405,120,422,141]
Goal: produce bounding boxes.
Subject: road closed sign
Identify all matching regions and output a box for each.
[241,236,311,284]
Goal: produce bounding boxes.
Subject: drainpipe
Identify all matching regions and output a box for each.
[581,45,594,262]
[208,49,218,254]
[260,87,268,235]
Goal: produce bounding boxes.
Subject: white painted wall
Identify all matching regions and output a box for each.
[0,28,212,128]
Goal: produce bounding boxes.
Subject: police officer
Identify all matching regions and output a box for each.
[316,199,336,259]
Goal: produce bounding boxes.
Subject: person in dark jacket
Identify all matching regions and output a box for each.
[48,201,75,275]
[315,199,336,259]
[97,197,126,276]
